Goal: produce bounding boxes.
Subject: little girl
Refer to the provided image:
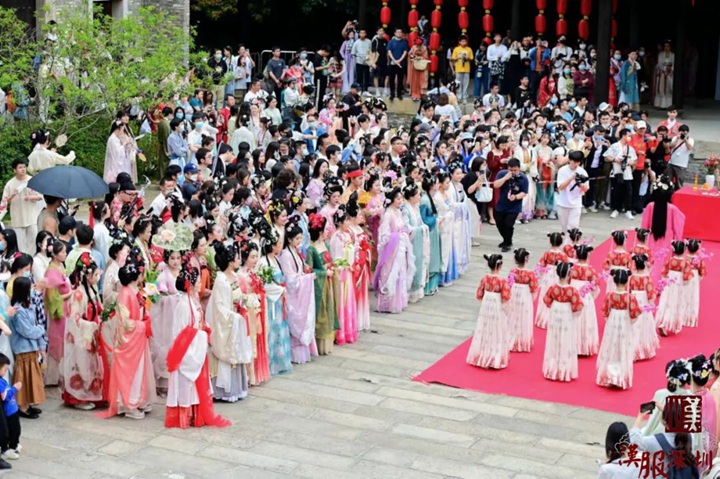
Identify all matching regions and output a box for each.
[596,269,641,389]
[466,254,511,370]
[628,254,659,361]
[563,228,583,261]
[569,245,600,356]
[684,239,706,328]
[632,228,653,268]
[603,231,632,292]
[656,240,692,336]
[535,233,569,329]
[508,248,538,353]
[542,262,583,382]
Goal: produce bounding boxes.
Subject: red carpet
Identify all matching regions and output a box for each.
[413,233,720,416]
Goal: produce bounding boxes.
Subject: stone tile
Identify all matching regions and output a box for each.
[248,384,361,414]
[491,395,580,416]
[198,445,298,474]
[291,464,369,479]
[536,437,605,458]
[360,446,418,467]
[249,441,357,470]
[470,438,563,464]
[212,466,295,479]
[480,453,583,478]
[351,460,446,479]
[555,452,606,473]
[369,316,469,338]
[294,372,384,394]
[237,395,318,418]
[378,398,479,421]
[263,377,385,406]
[514,409,604,430]
[161,426,261,449]
[263,430,373,458]
[63,419,156,444]
[147,434,209,455]
[6,459,98,479]
[332,347,432,371]
[308,408,392,432]
[375,386,519,417]
[126,446,233,476]
[390,423,477,447]
[97,440,145,457]
[64,453,148,477]
[409,456,514,479]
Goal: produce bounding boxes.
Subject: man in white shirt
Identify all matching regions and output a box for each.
[149,176,178,218]
[482,83,505,110]
[244,79,268,107]
[352,29,373,92]
[667,124,694,188]
[486,34,508,86]
[2,158,42,252]
[604,128,638,219]
[556,151,589,232]
[550,36,573,73]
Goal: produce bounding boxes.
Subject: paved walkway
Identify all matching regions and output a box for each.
[7,211,639,479]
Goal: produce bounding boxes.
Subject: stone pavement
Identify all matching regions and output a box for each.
[7,212,638,479]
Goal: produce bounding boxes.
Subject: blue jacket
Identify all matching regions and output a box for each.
[528,47,551,72]
[9,304,47,354]
[0,378,18,416]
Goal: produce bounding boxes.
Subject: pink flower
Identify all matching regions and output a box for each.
[507,273,516,289]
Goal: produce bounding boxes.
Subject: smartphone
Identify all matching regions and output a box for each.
[640,401,655,414]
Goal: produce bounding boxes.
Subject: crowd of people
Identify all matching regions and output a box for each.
[0,21,711,476]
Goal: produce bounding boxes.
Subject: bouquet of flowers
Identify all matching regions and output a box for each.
[705,155,720,175]
[244,293,261,310]
[100,302,116,323]
[257,265,276,285]
[144,269,159,285]
[332,258,351,270]
[143,283,160,304]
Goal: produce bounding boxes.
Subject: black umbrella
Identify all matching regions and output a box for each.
[28,165,109,199]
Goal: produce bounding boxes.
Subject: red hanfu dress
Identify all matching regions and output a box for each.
[508,268,539,352]
[535,250,570,329]
[596,292,641,389]
[569,263,600,356]
[466,275,512,369]
[656,256,693,335]
[629,274,659,361]
[542,284,583,382]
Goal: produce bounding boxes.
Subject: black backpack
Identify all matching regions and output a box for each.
[654,434,700,479]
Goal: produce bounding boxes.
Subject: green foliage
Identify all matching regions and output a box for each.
[0,7,36,89]
[191,0,239,20]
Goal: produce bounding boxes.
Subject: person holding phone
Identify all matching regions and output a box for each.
[667,124,694,188]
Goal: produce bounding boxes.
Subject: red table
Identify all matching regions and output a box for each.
[672,186,720,242]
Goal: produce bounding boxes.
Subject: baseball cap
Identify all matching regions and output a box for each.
[598,102,610,112]
[351,83,361,90]
[184,163,199,174]
[636,120,647,129]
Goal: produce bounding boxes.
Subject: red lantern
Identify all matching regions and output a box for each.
[408,30,419,46]
[483,14,494,34]
[408,9,419,27]
[612,0,618,13]
[409,0,418,4]
[458,0,468,6]
[431,9,442,28]
[580,0,591,17]
[556,18,567,36]
[380,6,391,27]
[429,32,441,51]
[482,0,493,9]
[458,10,469,32]
[535,0,546,10]
[578,19,589,40]
[429,54,439,74]
[535,14,546,34]
[556,0,567,15]
[433,0,443,5]
[611,19,617,38]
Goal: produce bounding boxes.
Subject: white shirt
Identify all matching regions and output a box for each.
[2,176,40,228]
[482,93,505,109]
[604,141,637,180]
[597,459,641,479]
[669,137,694,168]
[486,44,508,65]
[556,164,588,208]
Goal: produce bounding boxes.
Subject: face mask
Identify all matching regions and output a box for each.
[579,44,586,50]
[579,65,587,71]
[175,113,184,119]
[575,134,584,142]
[22,271,31,279]
[521,141,529,148]
[190,174,198,182]
[569,102,577,109]
[300,53,307,59]
[550,98,558,105]
[0,243,4,252]
[563,69,571,75]
[594,135,603,142]
[614,54,622,61]
[626,125,634,133]
[639,51,645,57]
[308,122,316,129]
[301,149,308,157]
[601,122,611,129]
[195,122,203,129]
[215,54,222,60]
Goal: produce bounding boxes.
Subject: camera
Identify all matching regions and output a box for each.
[680,132,687,139]
[570,173,589,191]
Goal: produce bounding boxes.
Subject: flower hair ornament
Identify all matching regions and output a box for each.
[109,226,131,247]
[308,213,325,230]
[178,264,200,288]
[229,212,252,239]
[691,356,713,380]
[402,180,419,198]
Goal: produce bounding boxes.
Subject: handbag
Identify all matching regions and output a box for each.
[413,58,430,71]
[474,183,493,203]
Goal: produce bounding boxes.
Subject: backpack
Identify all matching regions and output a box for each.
[654,434,700,479]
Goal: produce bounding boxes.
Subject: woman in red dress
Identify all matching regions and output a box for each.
[629,255,659,361]
[569,245,600,357]
[603,231,633,292]
[508,249,539,353]
[656,240,692,336]
[485,136,511,225]
[535,233,569,329]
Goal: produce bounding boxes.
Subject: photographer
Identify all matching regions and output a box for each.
[667,124,694,187]
[604,128,637,219]
[556,151,589,232]
[493,158,528,252]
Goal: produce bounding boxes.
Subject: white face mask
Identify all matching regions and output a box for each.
[521,141,529,148]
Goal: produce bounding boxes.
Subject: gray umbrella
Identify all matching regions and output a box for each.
[27,165,109,199]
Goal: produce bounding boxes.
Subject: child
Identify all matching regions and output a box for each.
[466,254,511,369]
[0,353,20,465]
[563,228,582,261]
[596,269,641,389]
[603,231,632,292]
[684,239,706,328]
[7,277,45,420]
[569,245,600,356]
[632,228,653,268]
[508,248,539,353]
[542,262,583,382]
[656,240,692,336]
[629,254,659,361]
[535,233,569,329]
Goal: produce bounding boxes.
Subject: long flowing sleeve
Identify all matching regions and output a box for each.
[669,204,686,241]
[207,273,247,364]
[419,201,437,230]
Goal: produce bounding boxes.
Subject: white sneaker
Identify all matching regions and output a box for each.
[625,211,634,220]
[73,403,95,411]
[610,210,619,218]
[14,445,21,453]
[582,208,589,214]
[2,450,19,460]
[589,206,598,213]
[140,404,152,413]
[548,212,557,220]
[600,203,611,211]
[124,410,145,420]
